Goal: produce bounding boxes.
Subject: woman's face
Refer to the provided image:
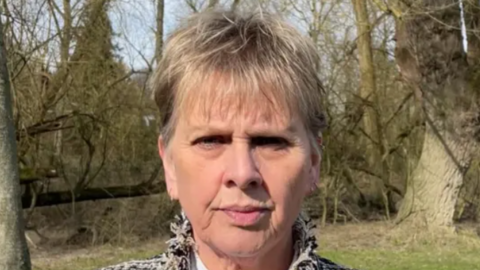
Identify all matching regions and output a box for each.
[158,92,320,259]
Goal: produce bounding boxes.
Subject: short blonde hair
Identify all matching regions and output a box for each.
[150,9,326,150]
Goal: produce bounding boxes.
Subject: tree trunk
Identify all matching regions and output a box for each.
[351,0,381,161]
[61,0,72,65]
[208,0,219,8]
[0,17,31,270]
[155,0,164,64]
[397,125,471,227]
[352,0,390,215]
[464,0,480,62]
[231,0,240,11]
[52,0,72,164]
[394,0,474,228]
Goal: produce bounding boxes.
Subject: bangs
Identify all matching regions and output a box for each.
[152,10,327,146]
[174,64,301,124]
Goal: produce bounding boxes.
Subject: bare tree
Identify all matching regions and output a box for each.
[464,0,480,63]
[155,0,164,64]
[383,0,475,228]
[0,15,31,270]
[351,0,391,217]
[208,0,219,8]
[352,0,381,165]
[231,0,240,11]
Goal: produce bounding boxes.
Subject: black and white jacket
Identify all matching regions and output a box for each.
[99,212,355,270]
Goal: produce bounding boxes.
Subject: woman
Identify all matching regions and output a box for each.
[101,9,355,270]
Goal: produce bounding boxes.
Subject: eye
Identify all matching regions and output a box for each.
[192,136,227,150]
[251,136,290,150]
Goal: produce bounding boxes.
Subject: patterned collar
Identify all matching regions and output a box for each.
[100,212,354,270]
[153,212,348,270]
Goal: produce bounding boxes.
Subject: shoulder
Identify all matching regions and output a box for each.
[97,255,168,270]
[97,250,192,270]
[96,252,356,270]
[313,253,356,270]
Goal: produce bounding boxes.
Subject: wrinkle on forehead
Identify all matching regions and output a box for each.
[175,67,298,127]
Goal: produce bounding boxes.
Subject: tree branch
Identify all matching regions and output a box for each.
[21,182,167,209]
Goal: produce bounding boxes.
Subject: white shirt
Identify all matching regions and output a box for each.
[194,253,208,270]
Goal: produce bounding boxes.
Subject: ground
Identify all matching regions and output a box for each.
[31,221,480,270]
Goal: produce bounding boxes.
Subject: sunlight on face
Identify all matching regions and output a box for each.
[158,80,320,260]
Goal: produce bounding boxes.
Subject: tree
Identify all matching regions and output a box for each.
[351,0,390,217]
[464,0,480,63]
[0,14,31,270]
[351,0,381,166]
[63,0,124,194]
[208,0,219,8]
[389,0,475,228]
[155,0,164,63]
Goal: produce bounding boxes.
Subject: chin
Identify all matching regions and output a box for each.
[208,227,271,259]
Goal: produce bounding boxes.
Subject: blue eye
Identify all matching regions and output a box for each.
[193,136,226,150]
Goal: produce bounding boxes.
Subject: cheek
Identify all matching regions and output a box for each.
[261,152,309,210]
[173,153,223,212]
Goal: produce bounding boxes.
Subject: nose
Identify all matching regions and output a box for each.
[223,141,262,189]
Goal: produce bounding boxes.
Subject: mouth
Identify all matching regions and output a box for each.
[218,205,272,226]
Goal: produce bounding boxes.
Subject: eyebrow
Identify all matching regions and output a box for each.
[186,122,299,137]
[245,125,299,136]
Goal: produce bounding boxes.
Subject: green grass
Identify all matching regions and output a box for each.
[32,221,480,270]
[32,247,480,270]
[32,248,160,270]
[322,249,480,270]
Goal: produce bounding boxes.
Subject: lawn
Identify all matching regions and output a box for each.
[32,248,480,270]
[32,244,161,270]
[323,249,480,270]
[32,222,480,270]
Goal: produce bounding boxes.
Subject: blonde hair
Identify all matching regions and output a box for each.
[150,9,326,152]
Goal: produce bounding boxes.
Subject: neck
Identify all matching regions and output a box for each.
[194,230,294,270]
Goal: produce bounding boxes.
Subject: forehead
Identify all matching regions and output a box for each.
[175,71,299,130]
[183,105,296,134]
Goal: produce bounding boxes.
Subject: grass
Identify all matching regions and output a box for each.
[318,221,480,270]
[323,249,480,270]
[33,247,480,270]
[32,244,161,270]
[32,222,480,270]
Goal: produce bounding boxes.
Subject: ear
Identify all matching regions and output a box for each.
[305,137,322,196]
[158,136,178,200]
